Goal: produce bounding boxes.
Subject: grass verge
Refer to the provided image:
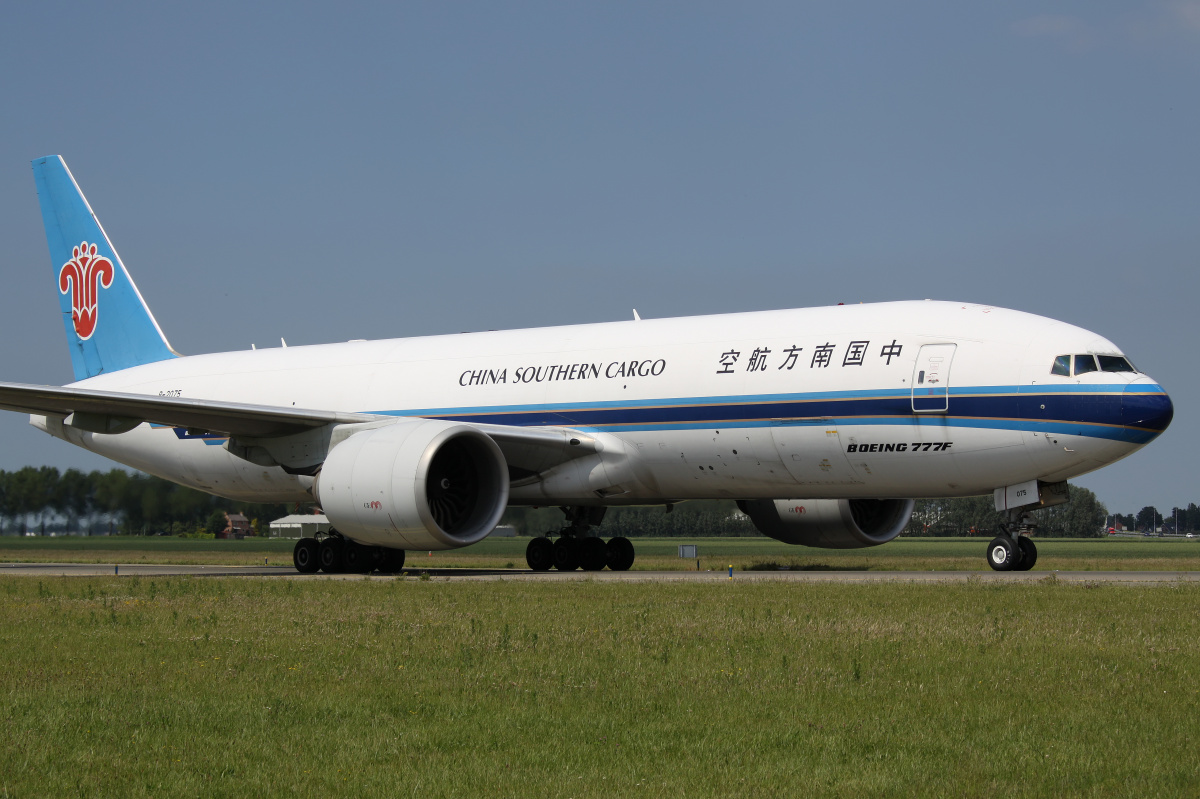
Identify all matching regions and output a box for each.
[1,576,1198,797]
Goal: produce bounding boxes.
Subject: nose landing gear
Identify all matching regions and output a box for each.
[986,510,1038,572]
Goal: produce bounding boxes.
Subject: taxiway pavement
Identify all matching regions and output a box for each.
[1,562,1197,584]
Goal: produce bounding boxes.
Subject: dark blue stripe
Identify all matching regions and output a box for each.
[369,386,1168,444]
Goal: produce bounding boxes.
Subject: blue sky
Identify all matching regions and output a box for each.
[0,2,1196,516]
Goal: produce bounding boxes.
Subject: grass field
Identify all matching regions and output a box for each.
[1,576,1197,797]
[2,534,1200,572]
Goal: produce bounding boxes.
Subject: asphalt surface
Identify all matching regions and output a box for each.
[1,562,1198,583]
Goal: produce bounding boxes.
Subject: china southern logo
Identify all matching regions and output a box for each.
[58,241,114,340]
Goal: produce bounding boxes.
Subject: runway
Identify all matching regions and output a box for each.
[1,562,1198,584]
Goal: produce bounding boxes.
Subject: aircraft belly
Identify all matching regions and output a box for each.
[626,428,796,498]
[1028,433,1136,483]
[770,420,863,486]
[837,424,1031,497]
[70,423,312,503]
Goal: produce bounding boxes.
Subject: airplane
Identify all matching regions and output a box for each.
[0,156,1173,574]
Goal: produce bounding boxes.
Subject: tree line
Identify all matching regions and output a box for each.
[502,500,758,539]
[0,467,291,536]
[1111,504,1200,534]
[0,465,1144,540]
[904,485,1107,537]
[503,483,1111,539]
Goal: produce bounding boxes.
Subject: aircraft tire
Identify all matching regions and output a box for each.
[986,536,1016,571]
[526,537,554,571]
[553,537,580,571]
[579,536,608,571]
[293,538,320,573]
[606,536,635,572]
[1015,537,1037,571]
[344,542,374,574]
[319,538,345,573]
[380,547,406,573]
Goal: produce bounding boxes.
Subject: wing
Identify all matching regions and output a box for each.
[0,380,378,437]
[0,380,596,475]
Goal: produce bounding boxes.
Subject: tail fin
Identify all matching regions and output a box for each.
[32,155,177,381]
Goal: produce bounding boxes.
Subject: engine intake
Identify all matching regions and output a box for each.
[315,420,509,550]
[738,498,914,549]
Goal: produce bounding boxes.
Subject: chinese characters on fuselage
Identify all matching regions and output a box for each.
[716,340,903,374]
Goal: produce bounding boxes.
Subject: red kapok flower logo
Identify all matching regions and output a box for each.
[58,241,114,340]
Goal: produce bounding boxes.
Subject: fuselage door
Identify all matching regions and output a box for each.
[911,343,956,413]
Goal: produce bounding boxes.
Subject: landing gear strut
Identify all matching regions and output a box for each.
[524,506,636,572]
[986,510,1038,572]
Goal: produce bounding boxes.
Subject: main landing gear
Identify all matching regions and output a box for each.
[524,506,635,572]
[986,511,1038,572]
[293,532,406,574]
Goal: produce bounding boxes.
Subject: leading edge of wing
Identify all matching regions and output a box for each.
[0,381,600,477]
[0,381,381,438]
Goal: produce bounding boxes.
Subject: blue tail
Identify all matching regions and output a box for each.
[32,155,177,381]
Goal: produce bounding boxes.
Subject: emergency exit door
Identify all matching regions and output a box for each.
[911,344,956,412]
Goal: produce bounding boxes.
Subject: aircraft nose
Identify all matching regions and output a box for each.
[1123,381,1173,439]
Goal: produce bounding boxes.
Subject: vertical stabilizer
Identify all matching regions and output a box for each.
[32,156,176,381]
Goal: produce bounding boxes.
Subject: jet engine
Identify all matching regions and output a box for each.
[738,498,915,549]
[314,420,509,550]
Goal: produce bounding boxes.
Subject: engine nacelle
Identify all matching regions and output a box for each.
[739,498,915,549]
[314,420,509,550]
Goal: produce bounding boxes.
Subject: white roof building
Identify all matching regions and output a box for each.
[268,514,331,539]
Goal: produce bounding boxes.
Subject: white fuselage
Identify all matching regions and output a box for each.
[35,301,1169,506]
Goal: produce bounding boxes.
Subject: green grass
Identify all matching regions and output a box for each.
[1,576,1198,797]
[3,535,1200,571]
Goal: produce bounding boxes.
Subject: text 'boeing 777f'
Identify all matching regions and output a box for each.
[3,156,1173,573]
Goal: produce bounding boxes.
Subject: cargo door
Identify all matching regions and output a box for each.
[911,344,956,413]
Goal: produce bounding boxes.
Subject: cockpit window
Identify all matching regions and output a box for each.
[1051,355,1071,376]
[1098,355,1136,373]
[1073,354,1098,376]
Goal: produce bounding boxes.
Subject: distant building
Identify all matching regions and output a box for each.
[217,512,252,540]
[268,513,331,539]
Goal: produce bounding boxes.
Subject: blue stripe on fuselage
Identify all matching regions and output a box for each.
[366,383,1167,444]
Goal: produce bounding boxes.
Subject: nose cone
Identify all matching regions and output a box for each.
[1123,381,1173,442]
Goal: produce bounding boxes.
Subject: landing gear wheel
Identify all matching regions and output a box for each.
[379,548,406,573]
[579,536,608,571]
[344,542,374,574]
[606,536,635,572]
[318,538,345,573]
[986,536,1017,571]
[293,538,320,573]
[526,536,554,571]
[553,537,580,571]
[1015,537,1037,571]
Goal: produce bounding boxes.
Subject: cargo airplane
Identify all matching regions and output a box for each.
[0,156,1173,573]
